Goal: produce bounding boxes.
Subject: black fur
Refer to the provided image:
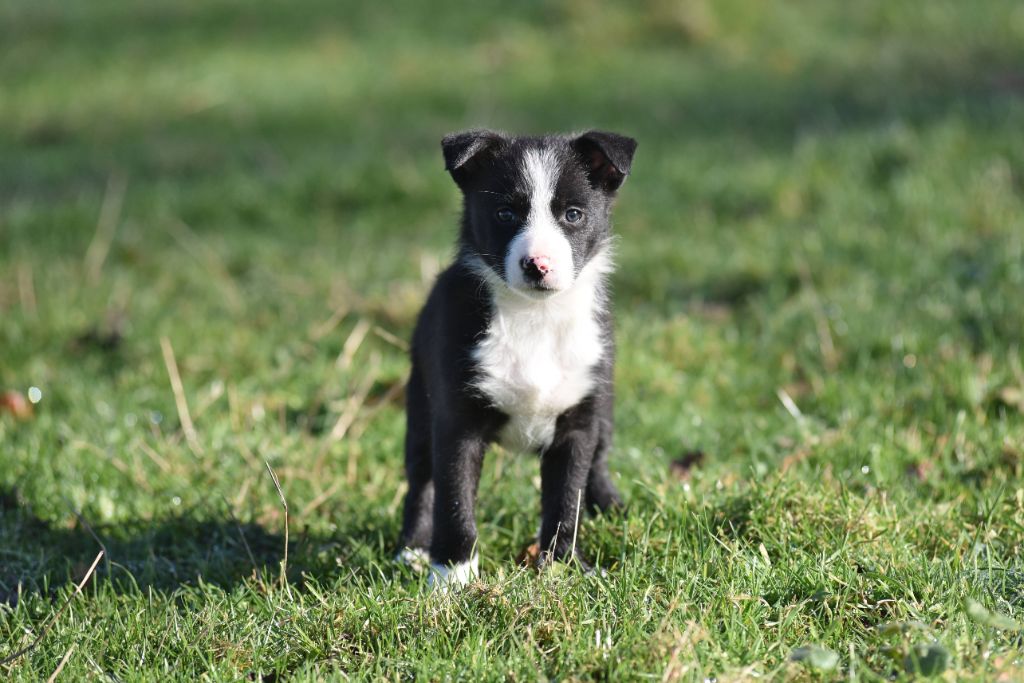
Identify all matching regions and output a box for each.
[399,130,636,571]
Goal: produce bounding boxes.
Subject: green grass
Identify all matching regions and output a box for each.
[2,0,1024,679]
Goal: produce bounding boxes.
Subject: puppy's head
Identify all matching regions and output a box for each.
[443,130,636,297]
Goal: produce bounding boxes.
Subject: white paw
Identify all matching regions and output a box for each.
[428,555,479,593]
[395,547,431,572]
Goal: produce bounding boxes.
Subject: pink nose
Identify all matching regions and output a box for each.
[520,255,552,280]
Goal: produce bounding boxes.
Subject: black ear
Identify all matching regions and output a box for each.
[572,130,637,192]
[441,129,507,189]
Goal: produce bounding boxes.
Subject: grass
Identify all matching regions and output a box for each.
[2,0,1024,679]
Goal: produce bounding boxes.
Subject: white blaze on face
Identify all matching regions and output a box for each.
[504,149,575,293]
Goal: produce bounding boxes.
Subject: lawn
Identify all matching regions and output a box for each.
[2,0,1024,680]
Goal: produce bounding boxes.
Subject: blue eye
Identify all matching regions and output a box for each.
[565,208,584,223]
[496,207,516,223]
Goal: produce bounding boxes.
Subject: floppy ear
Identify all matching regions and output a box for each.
[572,130,637,193]
[441,129,507,189]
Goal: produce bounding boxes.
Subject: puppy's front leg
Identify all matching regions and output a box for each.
[429,423,486,590]
[539,417,598,567]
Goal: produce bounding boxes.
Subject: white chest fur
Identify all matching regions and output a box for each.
[470,255,608,452]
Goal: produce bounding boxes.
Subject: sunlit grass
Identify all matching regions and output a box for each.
[2,0,1024,680]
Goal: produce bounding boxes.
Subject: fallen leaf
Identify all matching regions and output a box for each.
[0,391,33,420]
[517,541,540,568]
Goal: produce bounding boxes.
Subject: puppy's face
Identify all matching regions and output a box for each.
[443,131,636,297]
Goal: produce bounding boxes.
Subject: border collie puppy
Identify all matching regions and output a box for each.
[397,129,637,589]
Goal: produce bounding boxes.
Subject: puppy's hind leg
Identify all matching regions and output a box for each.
[539,411,600,568]
[397,365,433,568]
[586,444,623,515]
[585,395,623,515]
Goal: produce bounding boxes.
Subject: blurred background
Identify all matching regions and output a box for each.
[4,0,1024,549]
[1,0,1024,677]
[4,0,1024,554]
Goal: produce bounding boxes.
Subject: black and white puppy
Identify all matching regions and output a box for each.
[398,129,637,589]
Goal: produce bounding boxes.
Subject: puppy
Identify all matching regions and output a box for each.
[397,129,637,589]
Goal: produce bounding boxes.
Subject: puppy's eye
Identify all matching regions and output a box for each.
[564,208,584,223]
[495,207,517,223]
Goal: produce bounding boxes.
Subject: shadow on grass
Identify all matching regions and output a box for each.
[0,487,400,604]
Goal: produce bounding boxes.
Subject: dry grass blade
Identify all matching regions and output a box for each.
[309,303,351,342]
[0,551,104,667]
[160,336,203,456]
[326,353,381,443]
[570,488,582,560]
[336,318,372,370]
[61,496,110,575]
[165,219,243,311]
[84,173,127,284]
[372,325,410,351]
[661,621,708,682]
[776,387,803,421]
[348,377,406,442]
[138,439,173,474]
[300,478,343,518]
[46,644,76,683]
[265,461,291,595]
[191,380,226,420]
